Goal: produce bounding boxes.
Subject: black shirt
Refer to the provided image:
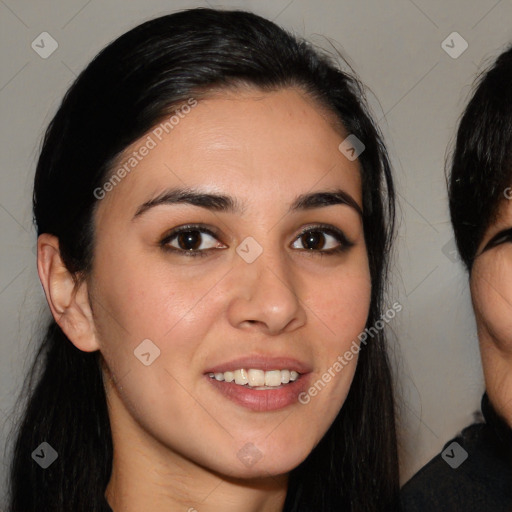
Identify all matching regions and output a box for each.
[400,393,512,512]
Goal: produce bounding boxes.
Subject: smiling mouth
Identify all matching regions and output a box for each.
[208,368,300,389]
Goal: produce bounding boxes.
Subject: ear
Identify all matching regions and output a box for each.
[37,233,100,352]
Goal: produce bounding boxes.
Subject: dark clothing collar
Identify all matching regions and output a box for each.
[481,392,512,463]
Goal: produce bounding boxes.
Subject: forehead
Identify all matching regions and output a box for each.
[96,87,363,221]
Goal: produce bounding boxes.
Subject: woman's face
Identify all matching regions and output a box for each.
[471,197,512,427]
[89,87,371,478]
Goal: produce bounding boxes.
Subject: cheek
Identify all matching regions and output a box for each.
[307,264,372,342]
[472,262,512,349]
[89,249,227,409]
[93,258,225,455]
[290,267,371,441]
[471,258,512,426]
[302,263,372,400]
[92,246,222,340]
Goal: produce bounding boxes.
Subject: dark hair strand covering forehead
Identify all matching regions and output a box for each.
[449,45,512,271]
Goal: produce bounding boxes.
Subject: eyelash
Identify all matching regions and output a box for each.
[159,223,354,258]
[483,228,512,252]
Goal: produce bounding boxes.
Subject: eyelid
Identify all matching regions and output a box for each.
[161,223,223,238]
[482,227,512,253]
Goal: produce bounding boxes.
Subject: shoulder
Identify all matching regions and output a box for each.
[400,421,512,512]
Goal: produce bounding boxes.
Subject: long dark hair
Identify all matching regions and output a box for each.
[8,8,398,511]
[449,44,512,271]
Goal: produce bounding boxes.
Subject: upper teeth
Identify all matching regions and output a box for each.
[208,369,300,387]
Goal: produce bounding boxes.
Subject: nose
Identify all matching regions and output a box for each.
[225,246,307,336]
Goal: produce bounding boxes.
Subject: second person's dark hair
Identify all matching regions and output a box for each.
[449,45,512,271]
[9,8,398,511]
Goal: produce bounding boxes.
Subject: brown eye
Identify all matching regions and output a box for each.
[160,225,226,257]
[174,230,204,251]
[291,225,353,254]
[299,231,329,250]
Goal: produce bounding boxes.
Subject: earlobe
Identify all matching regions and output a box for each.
[37,233,100,353]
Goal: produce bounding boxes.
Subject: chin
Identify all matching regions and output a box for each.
[220,459,302,480]
[204,443,314,480]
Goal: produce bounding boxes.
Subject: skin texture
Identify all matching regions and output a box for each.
[471,198,512,428]
[37,88,371,512]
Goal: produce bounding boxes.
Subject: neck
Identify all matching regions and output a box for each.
[104,380,288,512]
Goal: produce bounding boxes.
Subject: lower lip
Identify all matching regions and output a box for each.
[206,374,311,412]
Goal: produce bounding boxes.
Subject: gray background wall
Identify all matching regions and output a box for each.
[1,0,511,505]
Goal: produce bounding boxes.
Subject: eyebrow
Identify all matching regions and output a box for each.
[132,186,363,220]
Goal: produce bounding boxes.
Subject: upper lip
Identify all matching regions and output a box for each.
[204,355,312,374]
